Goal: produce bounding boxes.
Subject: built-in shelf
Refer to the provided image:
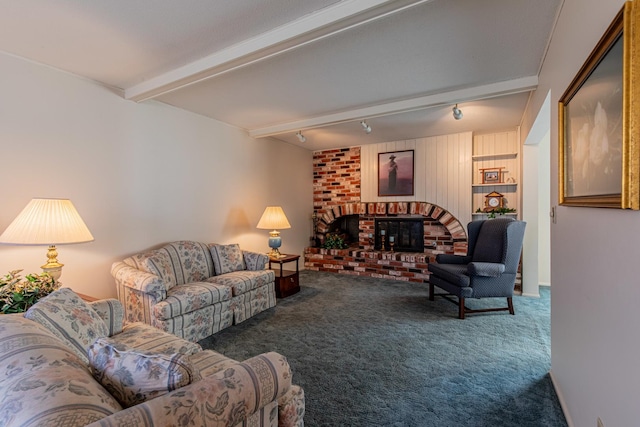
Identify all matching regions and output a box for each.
[472,182,517,188]
[472,152,518,160]
[472,133,520,224]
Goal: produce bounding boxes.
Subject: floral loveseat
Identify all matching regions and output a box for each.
[0,288,304,427]
[111,241,276,342]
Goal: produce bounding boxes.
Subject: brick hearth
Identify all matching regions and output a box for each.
[305,201,468,283]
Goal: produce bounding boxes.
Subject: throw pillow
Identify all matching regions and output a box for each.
[210,243,246,275]
[129,250,177,290]
[25,287,109,364]
[88,337,199,408]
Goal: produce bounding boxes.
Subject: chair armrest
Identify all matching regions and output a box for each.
[110,262,167,301]
[88,351,294,427]
[89,299,125,336]
[243,250,269,271]
[467,262,505,277]
[435,254,471,264]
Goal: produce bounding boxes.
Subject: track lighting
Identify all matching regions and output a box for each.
[360,120,372,134]
[296,131,306,143]
[452,104,463,120]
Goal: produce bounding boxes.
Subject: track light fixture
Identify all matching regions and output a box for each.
[296,131,306,143]
[452,104,463,120]
[360,120,372,134]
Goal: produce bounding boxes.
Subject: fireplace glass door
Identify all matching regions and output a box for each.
[375,218,424,252]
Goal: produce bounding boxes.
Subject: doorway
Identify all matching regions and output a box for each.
[522,91,551,296]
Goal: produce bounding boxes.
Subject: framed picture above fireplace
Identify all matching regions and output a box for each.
[378,150,414,196]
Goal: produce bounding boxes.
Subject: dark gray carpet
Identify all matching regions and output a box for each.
[199,271,567,427]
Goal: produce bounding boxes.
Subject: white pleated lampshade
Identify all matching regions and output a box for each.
[256,206,291,230]
[0,198,94,245]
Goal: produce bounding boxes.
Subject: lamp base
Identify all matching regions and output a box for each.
[41,245,63,281]
[267,230,284,258]
[268,248,284,258]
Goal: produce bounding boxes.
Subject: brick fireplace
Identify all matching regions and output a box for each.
[305,201,467,283]
[306,146,468,283]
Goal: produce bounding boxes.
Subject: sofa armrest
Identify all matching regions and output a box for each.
[88,351,294,427]
[278,384,305,427]
[110,262,167,301]
[435,254,471,264]
[243,250,269,271]
[90,299,125,336]
[467,262,505,277]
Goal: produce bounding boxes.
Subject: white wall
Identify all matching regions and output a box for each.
[521,0,639,425]
[360,133,473,226]
[0,53,313,299]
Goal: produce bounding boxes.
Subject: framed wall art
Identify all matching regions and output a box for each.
[378,150,414,196]
[480,167,504,184]
[558,1,640,209]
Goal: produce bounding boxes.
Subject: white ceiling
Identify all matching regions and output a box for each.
[0,0,562,151]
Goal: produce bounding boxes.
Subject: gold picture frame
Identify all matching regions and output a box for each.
[559,1,640,209]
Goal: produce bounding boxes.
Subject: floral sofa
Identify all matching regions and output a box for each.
[111,241,276,342]
[0,288,304,427]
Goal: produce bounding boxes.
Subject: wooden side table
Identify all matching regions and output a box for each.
[268,254,300,298]
[76,292,98,302]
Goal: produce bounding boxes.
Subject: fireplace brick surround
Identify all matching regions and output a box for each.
[307,146,468,283]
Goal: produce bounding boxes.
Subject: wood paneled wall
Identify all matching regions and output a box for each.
[360,132,473,227]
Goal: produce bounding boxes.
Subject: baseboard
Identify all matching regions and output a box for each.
[522,282,550,297]
[549,369,574,427]
[521,292,540,298]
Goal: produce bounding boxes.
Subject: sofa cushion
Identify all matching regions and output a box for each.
[243,250,269,271]
[152,301,234,342]
[109,322,202,355]
[207,269,275,296]
[127,250,178,290]
[210,243,246,275]
[89,299,125,336]
[88,338,199,408]
[163,241,215,285]
[24,287,110,364]
[0,315,121,427]
[153,281,232,320]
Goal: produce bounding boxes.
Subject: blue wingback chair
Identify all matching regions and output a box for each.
[427,218,526,319]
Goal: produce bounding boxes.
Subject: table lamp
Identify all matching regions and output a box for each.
[256,206,291,258]
[0,198,94,281]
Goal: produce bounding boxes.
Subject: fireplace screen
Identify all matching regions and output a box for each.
[375,218,424,252]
